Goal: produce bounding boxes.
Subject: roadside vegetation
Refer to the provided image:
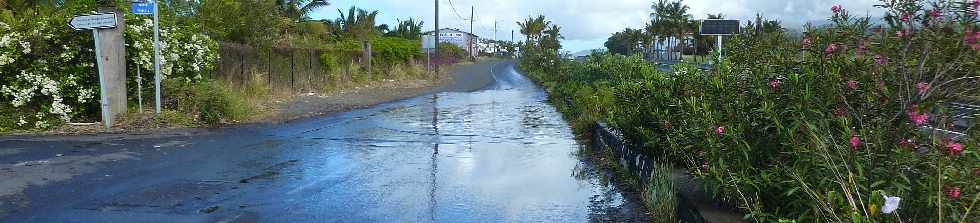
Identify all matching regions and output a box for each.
[0,0,464,132]
[522,0,979,222]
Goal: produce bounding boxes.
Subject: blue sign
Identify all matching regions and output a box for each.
[131,2,154,15]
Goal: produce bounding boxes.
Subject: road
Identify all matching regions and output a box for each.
[0,61,650,222]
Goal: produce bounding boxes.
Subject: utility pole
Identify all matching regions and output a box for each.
[493,20,497,54]
[469,6,474,59]
[434,0,439,75]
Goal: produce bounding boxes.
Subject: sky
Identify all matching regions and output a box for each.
[310,0,887,53]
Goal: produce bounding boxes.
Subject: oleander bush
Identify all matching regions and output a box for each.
[524,1,979,222]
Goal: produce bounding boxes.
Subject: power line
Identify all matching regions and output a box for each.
[446,0,469,21]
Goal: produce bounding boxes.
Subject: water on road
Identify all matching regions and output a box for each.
[0,61,648,222]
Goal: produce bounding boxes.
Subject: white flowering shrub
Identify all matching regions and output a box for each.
[0,6,218,131]
[0,15,99,131]
[125,15,218,84]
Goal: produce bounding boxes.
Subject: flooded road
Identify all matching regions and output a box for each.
[0,61,649,222]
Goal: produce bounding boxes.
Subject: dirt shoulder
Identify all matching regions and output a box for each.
[1,59,502,138]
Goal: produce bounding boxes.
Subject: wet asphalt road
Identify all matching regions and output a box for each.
[0,61,650,222]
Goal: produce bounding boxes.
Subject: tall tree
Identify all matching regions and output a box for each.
[336,7,380,72]
[386,18,424,40]
[516,15,550,47]
[277,0,330,22]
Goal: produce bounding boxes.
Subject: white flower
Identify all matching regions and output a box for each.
[17,116,26,126]
[0,35,11,47]
[882,195,901,214]
[77,89,93,103]
[0,54,12,66]
[19,41,30,54]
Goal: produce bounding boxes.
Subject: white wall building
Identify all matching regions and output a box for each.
[423,28,479,58]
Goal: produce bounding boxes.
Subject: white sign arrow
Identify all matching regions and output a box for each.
[69,13,117,30]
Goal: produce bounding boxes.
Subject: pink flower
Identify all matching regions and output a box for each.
[715,126,726,135]
[832,4,842,13]
[846,80,859,89]
[966,31,980,50]
[769,79,781,90]
[701,160,710,170]
[929,9,942,19]
[916,82,929,94]
[907,105,929,125]
[824,43,838,55]
[802,38,812,48]
[947,187,961,199]
[900,13,911,21]
[896,29,910,37]
[696,150,706,157]
[850,135,861,149]
[947,142,964,156]
[874,54,887,65]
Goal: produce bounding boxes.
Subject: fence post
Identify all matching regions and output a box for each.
[308,49,314,91]
[290,49,295,89]
[239,50,245,88]
[267,48,272,87]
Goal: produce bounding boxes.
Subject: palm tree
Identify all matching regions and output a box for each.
[387,18,424,40]
[277,0,330,22]
[665,0,691,61]
[516,15,550,47]
[336,7,380,72]
[541,24,563,51]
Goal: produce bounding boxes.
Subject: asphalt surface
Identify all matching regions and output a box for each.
[0,61,650,222]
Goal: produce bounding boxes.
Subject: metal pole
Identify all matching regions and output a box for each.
[434,0,440,75]
[717,36,723,61]
[153,0,162,113]
[137,63,143,113]
[469,5,474,58]
[94,30,111,128]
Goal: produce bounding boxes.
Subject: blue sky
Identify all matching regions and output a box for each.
[310,0,885,53]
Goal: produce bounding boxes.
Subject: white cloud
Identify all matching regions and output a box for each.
[313,0,887,52]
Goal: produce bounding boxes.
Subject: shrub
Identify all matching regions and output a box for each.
[522,1,979,222]
[163,79,246,126]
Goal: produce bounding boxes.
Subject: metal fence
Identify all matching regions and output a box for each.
[214,42,358,93]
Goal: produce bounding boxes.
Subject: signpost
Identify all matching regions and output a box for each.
[70,12,118,128]
[131,0,156,113]
[152,0,162,114]
[422,35,435,72]
[699,19,740,61]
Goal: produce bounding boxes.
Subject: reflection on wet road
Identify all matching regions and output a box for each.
[0,61,648,222]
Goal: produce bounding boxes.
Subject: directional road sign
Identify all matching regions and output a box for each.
[132,1,155,15]
[69,13,117,30]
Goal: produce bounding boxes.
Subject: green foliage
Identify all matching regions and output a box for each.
[371,36,421,65]
[523,1,980,222]
[162,79,247,126]
[605,28,645,55]
[438,43,467,59]
[386,18,424,40]
[199,0,287,45]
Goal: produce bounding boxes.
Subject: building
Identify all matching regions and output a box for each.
[423,28,479,58]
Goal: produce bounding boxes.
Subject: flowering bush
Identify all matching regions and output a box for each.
[524,0,978,222]
[0,12,100,130]
[0,4,218,131]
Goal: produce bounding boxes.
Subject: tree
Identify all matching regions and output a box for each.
[605,28,643,56]
[386,18,424,40]
[276,0,330,22]
[336,6,380,72]
[517,15,550,47]
[651,0,691,61]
